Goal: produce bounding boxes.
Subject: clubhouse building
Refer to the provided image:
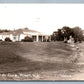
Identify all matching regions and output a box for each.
[0,28,50,42]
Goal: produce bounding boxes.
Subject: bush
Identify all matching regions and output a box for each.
[43,39,50,42]
[5,37,12,42]
[43,39,47,42]
[21,36,33,42]
[0,39,2,41]
[64,41,67,43]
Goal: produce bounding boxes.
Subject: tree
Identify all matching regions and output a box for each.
[0,29,11,33]
[51,29,64,41]
[51,26,83,42]
[72,26,83,43]
[61,26,73,40]
[51,31,58,41]
[57,29,64,41]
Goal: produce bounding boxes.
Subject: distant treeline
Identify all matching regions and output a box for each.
[0,29,11,33]
[51,26,84,42]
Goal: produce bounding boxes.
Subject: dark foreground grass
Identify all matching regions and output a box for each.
[0,41,83,80]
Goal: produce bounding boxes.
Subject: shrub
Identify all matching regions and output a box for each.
[43,39,50,42]
[21,36,33,42]
[0,39,2,41]
[5,37,12,42]
[64,41,67,43]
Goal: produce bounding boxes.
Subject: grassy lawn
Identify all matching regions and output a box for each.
[0,41,84,80]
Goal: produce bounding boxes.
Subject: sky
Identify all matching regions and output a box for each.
[0,4,84,35]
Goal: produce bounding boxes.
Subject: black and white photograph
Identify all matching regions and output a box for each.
[0,3,84,81]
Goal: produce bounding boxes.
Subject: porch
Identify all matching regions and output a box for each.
[32,35,51,42]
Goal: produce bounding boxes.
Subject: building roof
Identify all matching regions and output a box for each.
[0,28,42,35]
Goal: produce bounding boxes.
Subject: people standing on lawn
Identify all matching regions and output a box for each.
[64,35,80,63]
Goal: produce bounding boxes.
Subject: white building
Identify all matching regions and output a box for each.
[0,28,50,42]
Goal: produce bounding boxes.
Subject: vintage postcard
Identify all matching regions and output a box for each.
[0,2,84,81]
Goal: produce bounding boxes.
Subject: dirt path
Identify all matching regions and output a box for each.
[65,42,84,80]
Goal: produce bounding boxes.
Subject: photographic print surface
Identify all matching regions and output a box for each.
[0,2,84,81]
